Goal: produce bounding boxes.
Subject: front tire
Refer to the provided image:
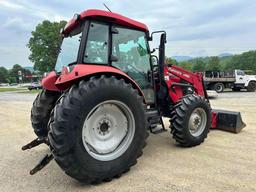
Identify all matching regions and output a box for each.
[48,76,148,183]
[247,81,256,92]
[170,95,211,147]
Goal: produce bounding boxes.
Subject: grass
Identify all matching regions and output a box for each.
[0,87,41,94]
[18,89,41,94]
[0,87,24,92]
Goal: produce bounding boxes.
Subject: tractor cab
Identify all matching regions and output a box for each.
[55,9,156,104]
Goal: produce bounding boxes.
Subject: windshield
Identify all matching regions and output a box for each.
[55,33,81,72]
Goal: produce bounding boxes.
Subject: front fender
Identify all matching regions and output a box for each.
[245,79,256,87]
[43,64,145,99]
[42,71,60,91]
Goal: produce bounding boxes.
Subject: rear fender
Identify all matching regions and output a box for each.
[42,64,145,100]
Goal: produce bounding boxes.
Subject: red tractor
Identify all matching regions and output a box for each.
[23,9,245,183]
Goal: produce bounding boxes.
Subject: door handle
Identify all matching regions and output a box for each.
[239,77,243,80]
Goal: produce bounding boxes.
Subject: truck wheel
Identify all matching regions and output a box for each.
[214,83,224,93]
[247,81,256,92]
[31,89,60,138]
[170,95,211,147]
[48,76,148,183]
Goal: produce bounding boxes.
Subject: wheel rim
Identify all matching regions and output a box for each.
[82,100,135,161]
[188,108,207,137]
[216,85,222,92]
[250,82,256,90]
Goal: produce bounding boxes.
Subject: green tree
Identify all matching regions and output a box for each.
[192,59,206,72]
[178,61,192,71]
[166,57,178,65]
[9,64,23,76]
[224,51,256,73]
[0,67,8,83]
[9,64,24,83]
[27,20,67,72]
[207,56,220,71]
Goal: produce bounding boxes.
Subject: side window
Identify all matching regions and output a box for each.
[112,28,150,74]
[237,70,245,76]
[84,22,109,64]
[112,27,154,103]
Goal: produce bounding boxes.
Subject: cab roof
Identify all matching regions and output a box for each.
[63,9,149,35]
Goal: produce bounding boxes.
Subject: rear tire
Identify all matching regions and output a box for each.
[214,83,224,93]
[247,81,256,92]
[170,95,211,147]
[48,76,148,183]
[31,89,60,138]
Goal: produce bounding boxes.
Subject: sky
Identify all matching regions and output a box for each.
[0,0,256,68]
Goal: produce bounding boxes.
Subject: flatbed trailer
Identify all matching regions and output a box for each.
[204,77,236,82]
[204,70,256,92]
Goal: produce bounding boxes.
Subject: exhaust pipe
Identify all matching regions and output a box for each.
[211,109,246,133]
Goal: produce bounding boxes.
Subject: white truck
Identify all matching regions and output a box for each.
[204,69,256,93]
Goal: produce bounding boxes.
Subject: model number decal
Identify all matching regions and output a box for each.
[170,69,191,78]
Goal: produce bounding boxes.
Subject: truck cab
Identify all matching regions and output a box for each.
[234,69,256,91]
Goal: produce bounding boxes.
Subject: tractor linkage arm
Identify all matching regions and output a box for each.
[22,137,53,175]
[167,65,205,97]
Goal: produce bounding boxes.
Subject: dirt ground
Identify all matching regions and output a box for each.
[0,91,255,192]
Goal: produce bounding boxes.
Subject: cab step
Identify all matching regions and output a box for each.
[146,109,167,134]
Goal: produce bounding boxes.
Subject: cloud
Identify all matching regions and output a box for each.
[0,0,255,68]
[0,46,31,68]
[0,0,24,9]
[2,17,33,32]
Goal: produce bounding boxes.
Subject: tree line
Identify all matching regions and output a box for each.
[0,64,34,84]
[168,50,256,74]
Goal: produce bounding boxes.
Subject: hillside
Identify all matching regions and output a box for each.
[170,50,256,73]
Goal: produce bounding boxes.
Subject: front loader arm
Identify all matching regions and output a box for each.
[163,65,205,103]
[168,65,205,95]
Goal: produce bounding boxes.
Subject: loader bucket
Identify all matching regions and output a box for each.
[211,109,246,133]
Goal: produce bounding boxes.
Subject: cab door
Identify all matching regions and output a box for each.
[235,70,246,85]
[111,26,155,104]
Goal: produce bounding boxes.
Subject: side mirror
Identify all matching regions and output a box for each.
[149,30,167,42]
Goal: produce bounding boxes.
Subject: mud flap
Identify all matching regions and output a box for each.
[211,109,246,133]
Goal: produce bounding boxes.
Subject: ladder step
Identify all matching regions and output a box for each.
[151,126,167,134]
